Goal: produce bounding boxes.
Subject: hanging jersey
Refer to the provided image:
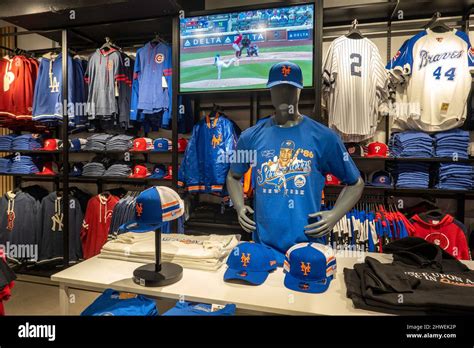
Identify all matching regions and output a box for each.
[231,115,360,262]
[323,36,388,142]
[388,29,474,132]
[81,289,158,316]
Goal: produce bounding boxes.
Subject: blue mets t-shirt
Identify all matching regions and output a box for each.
[231,115,360,263]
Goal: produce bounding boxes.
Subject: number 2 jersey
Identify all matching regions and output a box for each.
[323,36,389,142]
[387,29,474,132]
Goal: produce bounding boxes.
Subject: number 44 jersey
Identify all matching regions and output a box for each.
[388,29,474,132]
[323,36,389,142]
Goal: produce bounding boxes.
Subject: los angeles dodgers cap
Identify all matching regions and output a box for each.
[224,242,277,285]
[284,243,337,294]
[267,61,303,89]
[120,186,184,233]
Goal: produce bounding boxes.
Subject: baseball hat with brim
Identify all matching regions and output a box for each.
[153,138,172,152]
[150,164,166,179]
[129,164,150,178]
[39,138,60,151]
[367,170,393,187]
[345,142,364,157]
[224,242,277,286]
[120,186,184,233]
[267,61,303,89]
[283,242,336,294]
[36,162,59,176]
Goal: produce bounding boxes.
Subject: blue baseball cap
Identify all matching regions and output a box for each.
[367,170,392,187]
[224,242,277,285]
[150,164,166,179]
[69,138,86,152]
[267,61,303,89]
[120,186,184,233]
[284,243,337,293]
[153,138,172,152]
[69,162,83,177]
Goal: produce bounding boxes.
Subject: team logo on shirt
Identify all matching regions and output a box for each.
[300,262,311,276]
[241,253,250,267]
[418,49,464,70]
[51,212,63,232]
[107,60,114,71]
[425,232,450,250]
[257,140,312,194]
[49,76,60,93]
[155,53,164,64]
[211,133,222,148]
[6,211,15,231]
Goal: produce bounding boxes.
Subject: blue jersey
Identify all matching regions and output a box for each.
[162,301,236,316]
[81,289,158,316]
[130,42,172,128]
[32,53,85,126]
[231,116,360,262]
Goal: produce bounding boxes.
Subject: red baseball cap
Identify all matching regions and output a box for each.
[178,138,188,153]
[131,138,153,152]
[129,165,150,178]
[325,173,341,186]
[36,162,58,176]
[40,139,59,151]
[366,142,388,158]
[163,165,173,180]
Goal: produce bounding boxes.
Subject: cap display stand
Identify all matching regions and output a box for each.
[132,227,183,287]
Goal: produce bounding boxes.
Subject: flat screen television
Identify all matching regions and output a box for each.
[179,3,315,92]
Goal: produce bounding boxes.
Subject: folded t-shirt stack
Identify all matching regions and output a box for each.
[0,135,14,151]
[106,135,134,152]
[436,163,473,190]
[0,157,11,173]
[434,129,470,159]
[389,131,434,158]
[104,163,132,177]
[84,134,113,152]
[9,156,39,174]
[394,162,430,188]
[82,156,112,176]
[99,233,240,271]
[11,134,42,150]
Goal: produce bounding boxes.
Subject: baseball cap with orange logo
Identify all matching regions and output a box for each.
[267,61,303,89]
[224,242,278,285]
[284,242,336,293]
[129,164,150,178]
[120,186,184,233]
[366,142,388,158]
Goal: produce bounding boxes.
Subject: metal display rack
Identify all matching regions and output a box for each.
[0,0,473,273]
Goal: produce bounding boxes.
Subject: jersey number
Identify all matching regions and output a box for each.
[433,66,456,81]
[350,53,362,77]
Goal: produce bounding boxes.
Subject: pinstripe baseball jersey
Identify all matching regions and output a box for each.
[387,29,474,132]
[323,36,388,142]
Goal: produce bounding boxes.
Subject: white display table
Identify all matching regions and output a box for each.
[51,253,474,315]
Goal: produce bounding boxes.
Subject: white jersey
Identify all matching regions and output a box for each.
[323,36,388,142]
[388,29,474,132]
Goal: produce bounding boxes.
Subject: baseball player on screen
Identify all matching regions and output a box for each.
[214,54,237,80]
[232,32,243,58]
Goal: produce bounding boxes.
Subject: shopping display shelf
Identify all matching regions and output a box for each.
[68,176,172,184]
[324,185,474,197]
[0,150,62,154]
[351,156,474,163]
[75,150,175,154]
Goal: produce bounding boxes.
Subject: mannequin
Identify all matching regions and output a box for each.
[227,66,364,245]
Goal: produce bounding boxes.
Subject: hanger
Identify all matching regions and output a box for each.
[151,32,166,45]
[346,19,364,39]
[100,37,120,52]
[425,12,451,33]
[209,104,223,119]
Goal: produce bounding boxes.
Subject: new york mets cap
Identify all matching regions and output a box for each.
[224,242,277,285]
[284,243,337,294]
[120,186,184,233]
[267,61,303,89]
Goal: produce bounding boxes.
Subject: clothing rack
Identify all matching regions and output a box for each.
[0,0,473,274]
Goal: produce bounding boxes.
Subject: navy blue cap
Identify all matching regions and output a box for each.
[70,163,83,177]
[367,170,392,187]
[150,164,167,179]
[224,242,277,285]
[267,61,303,89]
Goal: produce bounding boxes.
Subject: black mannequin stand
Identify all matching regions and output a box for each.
[132,228,183,287]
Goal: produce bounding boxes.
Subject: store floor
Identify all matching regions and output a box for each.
[4,280,264,315]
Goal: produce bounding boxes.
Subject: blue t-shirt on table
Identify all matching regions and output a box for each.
[230,115,360,264]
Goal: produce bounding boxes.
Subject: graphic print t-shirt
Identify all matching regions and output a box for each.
[231,116,360,261]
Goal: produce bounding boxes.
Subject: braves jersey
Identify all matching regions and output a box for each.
[231,116,360,261]
[130,42,172,128]
[323,36,388,142]
[388,29,474,132]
